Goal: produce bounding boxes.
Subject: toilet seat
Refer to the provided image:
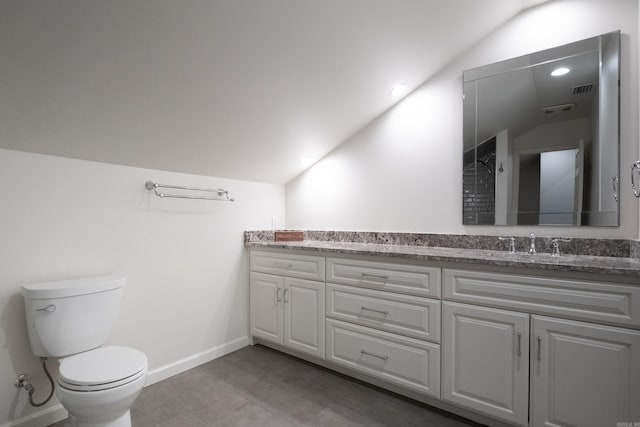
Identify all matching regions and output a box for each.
[59,346,147,392]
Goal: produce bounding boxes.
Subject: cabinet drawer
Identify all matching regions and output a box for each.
[251,250,325,281]
[444,269,640,328]
[326,283,440,342]
[326,258,441,298]
[326,318,440,398]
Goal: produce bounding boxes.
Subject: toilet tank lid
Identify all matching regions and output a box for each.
[22,275,125,299]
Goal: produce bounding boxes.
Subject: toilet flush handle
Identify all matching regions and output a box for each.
[36,304,56,313]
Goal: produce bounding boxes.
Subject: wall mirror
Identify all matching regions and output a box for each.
[462,31,620,226]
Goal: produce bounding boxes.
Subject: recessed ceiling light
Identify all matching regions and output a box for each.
[550,67,570,77]
[390,83,407,97]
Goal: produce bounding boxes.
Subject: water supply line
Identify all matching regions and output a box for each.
[14,358,55,407]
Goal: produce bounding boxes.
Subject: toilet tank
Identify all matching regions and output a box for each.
[22,275,125,357]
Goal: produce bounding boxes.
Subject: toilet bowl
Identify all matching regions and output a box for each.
[57,346,148,427]
[22,276,147,427]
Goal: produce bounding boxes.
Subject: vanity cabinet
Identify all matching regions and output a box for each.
[250,251,325,359]
[443,268,640,427]
[248,248,640,427]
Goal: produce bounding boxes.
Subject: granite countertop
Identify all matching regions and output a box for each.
[246,239,640,278]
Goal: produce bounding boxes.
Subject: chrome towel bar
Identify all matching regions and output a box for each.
[145,180,235,202]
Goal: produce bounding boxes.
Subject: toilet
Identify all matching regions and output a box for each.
[22,275,147,427]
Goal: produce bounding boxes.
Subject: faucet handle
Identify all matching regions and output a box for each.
[551,238,572,257]
[528,232,537,255]
[498,236,517,254]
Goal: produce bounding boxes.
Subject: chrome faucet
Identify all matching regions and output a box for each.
[498,236,516,254]
[528,232,536,255]
[551,238,571,257]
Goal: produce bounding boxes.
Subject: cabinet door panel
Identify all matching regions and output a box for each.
[283,278,325,358]
[443,302,529,426]
[250,273,283,343]
[531,316,640,427]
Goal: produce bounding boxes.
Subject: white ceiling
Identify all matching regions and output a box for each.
[0,0,533,183]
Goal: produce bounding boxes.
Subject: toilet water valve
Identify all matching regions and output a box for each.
[14,358,55,407]
[14,373,31,389]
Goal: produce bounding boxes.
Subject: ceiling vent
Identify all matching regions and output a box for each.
[572,83,595,95]
[543,103,576,115]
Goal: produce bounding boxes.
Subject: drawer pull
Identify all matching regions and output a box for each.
[283,288,289,303]
[276,288,282,303]
[516,332,522,356]
[361,273,389,281]
[360,349,388,362]
[274,262,294,269]
[360,306,389,316]
[537,336,542,361]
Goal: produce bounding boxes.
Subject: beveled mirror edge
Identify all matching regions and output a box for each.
[463,30,620,83]
[462,30,622,227]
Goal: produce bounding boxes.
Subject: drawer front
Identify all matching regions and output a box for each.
[326,283,441,342]
[444,269,640,328]
[326,319,440,398]
[326,258,441,298]
[251,250,325,281]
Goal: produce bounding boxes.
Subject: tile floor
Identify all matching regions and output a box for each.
[49,345,482,426]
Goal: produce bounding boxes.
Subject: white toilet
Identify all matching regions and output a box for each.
[22,275,147,427]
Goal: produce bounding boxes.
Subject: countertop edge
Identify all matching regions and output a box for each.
[245,241,640,278]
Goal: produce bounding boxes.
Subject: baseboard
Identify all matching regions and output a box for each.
[2,337,249,427]
[1,404,67,427]
[145,335,249,386]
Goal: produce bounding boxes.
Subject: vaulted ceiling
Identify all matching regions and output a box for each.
[0,0,543,183]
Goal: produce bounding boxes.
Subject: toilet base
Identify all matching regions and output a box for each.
[70,410,131,427]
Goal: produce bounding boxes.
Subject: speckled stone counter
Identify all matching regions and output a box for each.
[245,231,640,278]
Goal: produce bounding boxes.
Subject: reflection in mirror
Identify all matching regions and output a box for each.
[462,31,620,226]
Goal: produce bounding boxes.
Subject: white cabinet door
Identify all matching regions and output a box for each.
[283,277,325,358]
[531,315,640,427]
[250,272,283,344]
[443,302,529,426]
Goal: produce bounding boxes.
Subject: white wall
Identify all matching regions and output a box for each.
[0,149,285,426]
[286,0,639,239]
